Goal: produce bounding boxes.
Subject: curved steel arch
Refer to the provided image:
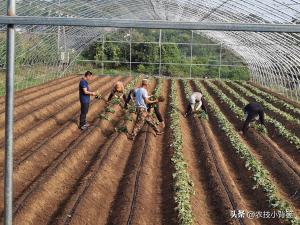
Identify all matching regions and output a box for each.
[0,0,299,100]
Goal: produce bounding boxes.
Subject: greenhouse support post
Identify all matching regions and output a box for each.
[189,30,194,79]
[129,28,132,76]
[218,43,222,79]
[102,35,104,75]
[5,0,16,224]
[159,29,162,76]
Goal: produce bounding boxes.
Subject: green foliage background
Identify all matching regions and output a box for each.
[81,29,250,80]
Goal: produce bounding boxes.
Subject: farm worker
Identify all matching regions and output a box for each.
[107,81,127,102]
[124,88,137,109]
[148,95,165,128]
[127,79,164,140]
[184,92,207,117]
[125,88,165,128]
[241,102,265,134]
[79,71,96,130]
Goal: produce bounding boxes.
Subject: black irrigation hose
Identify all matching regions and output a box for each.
[63,132,120,225]
[10,126,94,218]
[200,119,245,225]
[126,127,150,225]
[260,135,300,179]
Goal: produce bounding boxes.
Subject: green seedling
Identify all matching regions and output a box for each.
[115,126,128,133]
[99,113,110,121]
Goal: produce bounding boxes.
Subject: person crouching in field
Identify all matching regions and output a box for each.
[107,81,127,103]
[148,95,165,128]
[79,71,96,130]
[124,88,165,128]
[241,102,265,134]
[127,79,164,141]
[184,92,207,117]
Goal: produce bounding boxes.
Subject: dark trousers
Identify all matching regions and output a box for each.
[80,102,89,127]
[147,105,163,122]
[242,110,264,133]
[185,104,193,116]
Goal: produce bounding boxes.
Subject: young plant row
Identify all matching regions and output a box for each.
[216,81,300,151]
[169,80,194,225]
[226,80,300,127]
[204,80,267,134]
[236,81,300,118]
[195,81,300,225]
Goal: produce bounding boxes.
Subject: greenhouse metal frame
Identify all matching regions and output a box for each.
[2,0,300,224]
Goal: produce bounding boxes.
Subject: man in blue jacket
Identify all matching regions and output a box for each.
[79,71,96,130]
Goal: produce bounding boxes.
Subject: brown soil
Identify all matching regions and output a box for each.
[226,81,300,138]
[0,76,298,225]
[0,76,129,171]
[2,82,132,225]
[0,75,81,113]
[0,76,120,144]
[177,81,242,225]
[123,79,178,225]
[202,80,300,217]
[213,80,300,168]
[249,81,300,109]
[0,75,77,104]
[192,80,285,225]
[239,82,300,119]
[0,76,110,125]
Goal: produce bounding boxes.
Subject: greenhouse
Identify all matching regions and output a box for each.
[0,1,300,225]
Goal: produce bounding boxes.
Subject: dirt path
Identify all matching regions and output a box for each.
[121,79,178,225]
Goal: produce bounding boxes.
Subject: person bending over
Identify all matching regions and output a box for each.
[107,81,127,103]
[242,102,265,134]
[184,92,207,117]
